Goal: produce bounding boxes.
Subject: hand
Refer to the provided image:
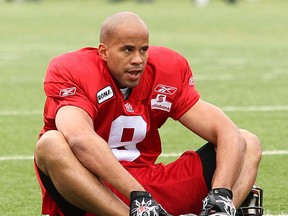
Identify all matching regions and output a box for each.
[200,188,236,216]
[130,191,171,216]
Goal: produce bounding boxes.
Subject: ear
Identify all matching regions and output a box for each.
[98,43,108,61]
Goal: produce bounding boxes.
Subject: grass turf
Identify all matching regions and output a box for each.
[0,0,287,215]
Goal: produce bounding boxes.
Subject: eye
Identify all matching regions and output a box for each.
[125,48,132,53]
[140,46,149,54]
[123,46,134,53]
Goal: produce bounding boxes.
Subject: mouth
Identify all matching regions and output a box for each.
[127,69,142,80]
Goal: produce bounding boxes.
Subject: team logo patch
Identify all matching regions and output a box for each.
[97,86,114,104]
[154,84,177,95]
[151,94,172,112]
[189,77,195,86]
[59,87,76,97]
[125,103,134,112]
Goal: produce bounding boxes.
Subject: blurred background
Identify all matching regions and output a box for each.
[0,0,287,215]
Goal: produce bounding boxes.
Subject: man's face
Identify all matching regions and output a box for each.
[99,25,149,88]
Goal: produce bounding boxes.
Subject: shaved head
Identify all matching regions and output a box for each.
[99,11,149,45]
[98,12,149,88]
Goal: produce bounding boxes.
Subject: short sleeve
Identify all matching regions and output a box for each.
[170,61,200,120]
[43,60,97,120]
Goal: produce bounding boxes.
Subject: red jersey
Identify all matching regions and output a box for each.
[41,46,200,166]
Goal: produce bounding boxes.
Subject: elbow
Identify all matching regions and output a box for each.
[67,133,105,172]
[240,129,262,163]
[68,134,91,158]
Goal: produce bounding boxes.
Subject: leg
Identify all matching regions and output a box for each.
[196,132,262,212]
[34,130,129,216]
[231,129,262,208]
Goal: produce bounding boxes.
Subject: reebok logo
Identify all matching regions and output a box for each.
[59,87,76,97]
[154,84,177,95]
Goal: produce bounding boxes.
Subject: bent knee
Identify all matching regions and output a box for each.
[35,130,68,173]
[240,129,262,161]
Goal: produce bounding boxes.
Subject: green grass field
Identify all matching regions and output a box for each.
[0,0,287,215]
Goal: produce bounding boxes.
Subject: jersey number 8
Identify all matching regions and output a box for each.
[108,115,147,161]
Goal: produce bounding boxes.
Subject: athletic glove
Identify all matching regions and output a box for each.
[200,188,236,216]
[130,191,171,216]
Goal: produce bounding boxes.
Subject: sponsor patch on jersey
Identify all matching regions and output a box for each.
[154,84,177,95]
[151,94,172,112]
[97,86,114,104]
[59,87,76,97]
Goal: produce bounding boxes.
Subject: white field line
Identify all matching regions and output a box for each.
[1,150,288,161]
[222,105,288,112]
[0,155,34,161]
[0,109,42,116]
[1,105,288,116]
[160,150,288,158]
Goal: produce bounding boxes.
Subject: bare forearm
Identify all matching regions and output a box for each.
[69,133,145,198]
[55,106,144,198]
[212,131,246,189]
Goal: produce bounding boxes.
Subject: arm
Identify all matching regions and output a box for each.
[178,99,246,189]
[55,105,145,198]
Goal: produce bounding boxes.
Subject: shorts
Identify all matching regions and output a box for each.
[35,143,216,216]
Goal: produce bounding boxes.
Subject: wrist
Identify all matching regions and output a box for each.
[130,191,151,201]
[210,188,233,199]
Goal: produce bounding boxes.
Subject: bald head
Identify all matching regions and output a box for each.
[97,12,149,89]
[99,11,149,44]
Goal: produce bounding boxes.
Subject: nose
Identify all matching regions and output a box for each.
[131,52,143,65]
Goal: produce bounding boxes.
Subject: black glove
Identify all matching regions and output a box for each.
[200,188,236,216]
[130,191,171,216]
